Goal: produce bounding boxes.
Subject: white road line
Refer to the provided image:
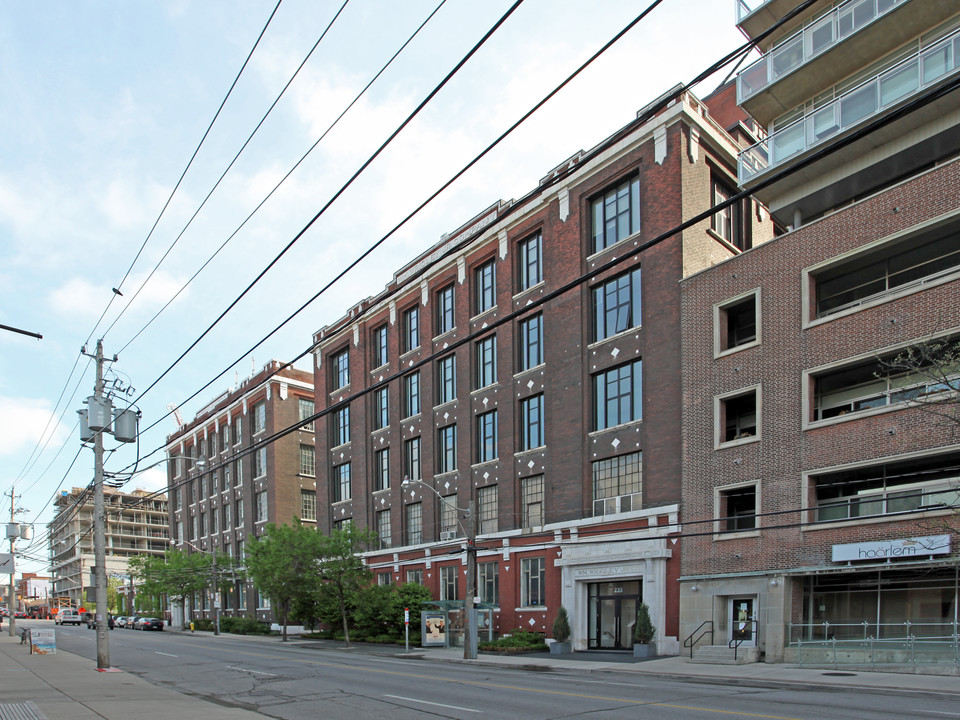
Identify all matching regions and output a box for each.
[228,666,277,676]
[383,695,481,713]
[155,652,178,657]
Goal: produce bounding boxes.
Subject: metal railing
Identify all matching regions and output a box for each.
[736,0,768,23]
[683,620,714,658]
[789,620,960,668]
[739,24,960,184]
[730,619,759,661]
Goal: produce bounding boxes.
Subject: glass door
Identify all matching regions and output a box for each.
[730,597,756,646]
[588,581,641,650]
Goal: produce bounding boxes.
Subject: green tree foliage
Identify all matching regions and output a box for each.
[129,549,210,630]
[552,605,571,642]
[245,519,323,641]
[393,582,433,630]
[633,601,656,644]
[317,524,377,646]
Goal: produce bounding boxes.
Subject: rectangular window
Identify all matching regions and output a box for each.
[475,259,496,314]
[402,306,419,353]
[520,557,546,607]
[478,484,498,534]
[200,474,208,498]
[221,424,230,452]
[519,395,544,451]
[593,360,643,430]
[436,355,456,405]
[592,268,642,342]
[518,232,543,291]
[518,314,543,371]
[223,502,232,529]
[373,324,388,368]
[721,391,757,442]
[333,405,350,446]
[333,463,352,502]
[256,491,268,522]
[476,410,498,463]
[300,489,317,521]
[231,416,242,446]
[592,451,642,516]
[521,475,544,529]
[436,284,455,335]
[440,494,458,536]
[403,372,421,418]
[212,507,219,534]
[299,398,315,431]
[375,448,390,491]
[254,447,267,478]
[440,565,459,601]
[478,561,499,605]
[475,335,497,389]
[300,444,316,476]
[373,387,389,430]
[222,465,230,491]
[377,571,391,586]
[437,424,457,474]
[719,485,756,532]
[405,502,423,545]
[404,437,422,481]
[253,401,266,434]
[236,499,244,525]
[235,459,243,486]
[406,569,424,585]
[377,509,392,549]
[199,511,207,537]
[592,177,640,254]
[711,175,745,250]
[717,293,758,353]
[332,348,349,390]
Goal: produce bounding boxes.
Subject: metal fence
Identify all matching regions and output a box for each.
[787,621,960,669]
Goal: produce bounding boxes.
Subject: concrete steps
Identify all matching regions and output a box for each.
[690,645,761,664]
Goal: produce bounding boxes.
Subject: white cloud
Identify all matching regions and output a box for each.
[131,466,168,494]
[0,396,68,458]
[46,269,190,323]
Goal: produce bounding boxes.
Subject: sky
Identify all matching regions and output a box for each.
[0,0,751,576]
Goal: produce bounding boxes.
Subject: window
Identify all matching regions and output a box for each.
[199,511,207,537]
[332,348,349,389]
[440,494,458,536]
[333,405,350,446]
[377,510,392,549]
[377,571,392,586]
[373,324,388,368]
[717,293,758,354]
[718,484,756,532]
[334,463,351,502]
[437,425,457,474]
[374,448,390,491]
[478,484,498,534]
[403,372,421,418]
[406,568,424,585]
[256,491,268,522]
[404,437,421,481]
[475,335,497,389]
[333,518,351,533]
[212,507,219,534]
[521,475,544,529]
[300,489,316,521]
[720,390,758,443]
[405,502,422,545]
[300,444,315,476]
[402,306,419,353]
[592,268,642,342]
[298,398,315,431]
[223,503,232,529]
[520,557,546,607]
[236,498,244,525]
[191,515,197,540]
[234,459,243,487]
[436,284,455,335]
[476,410,498,463]
[254,447,267,478]
[592,177,640,254]
[221,424,230,452]
[200,474,208,498]
[440,565,459,601]
[436,355,456,405]
[811,451,960,523]
[593,452,642,516]
[223,464,231,490]
[711,174,746,250]
[478,562,499,605]
[519,395,544,451]
[253,401,266,434]
[593,360,643,430]
[814,219,960,317]
[475,259,496,314]
[518,232,543,291]
[231,416,242,446]
[518,314,543,371]
[373,387,389,430]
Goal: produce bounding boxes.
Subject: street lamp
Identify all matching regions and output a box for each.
[174,538,220,636]
[401,477,478,660]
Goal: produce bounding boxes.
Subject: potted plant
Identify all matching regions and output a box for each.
[550,606,572,654]
[633,602,656,658]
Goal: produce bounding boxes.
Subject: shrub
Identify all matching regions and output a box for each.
[220,615,271,635]
[552,606,570,642]
[192,618,215,631]
[480,629,548,652]
[633,602,656,644]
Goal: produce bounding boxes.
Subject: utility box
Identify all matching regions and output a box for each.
[113,407,138,443]
[86,396,113,431]
[78,409,93,442]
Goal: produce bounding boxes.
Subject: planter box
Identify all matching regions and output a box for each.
[549,641,571,655]
[633,643,656,658]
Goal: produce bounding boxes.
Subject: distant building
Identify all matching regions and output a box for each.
[16,573,51,614]
[165,360,315,623]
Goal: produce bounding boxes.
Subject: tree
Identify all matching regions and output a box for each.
[878,338,960,430]
[633,602,656,645]
[129,549,209,630]
[317,524,377,647]
[245,519,323,641]
[552,606,571,642]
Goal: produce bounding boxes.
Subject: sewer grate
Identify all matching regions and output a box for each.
[821,672,858,676]
[0,701,48,720]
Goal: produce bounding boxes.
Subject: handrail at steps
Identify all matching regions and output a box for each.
[683,620,714,659]
[729,619,759,661]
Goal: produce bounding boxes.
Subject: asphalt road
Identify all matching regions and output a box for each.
[30,621,960,720]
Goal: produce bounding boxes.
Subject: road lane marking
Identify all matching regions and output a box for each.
[384,695,481,713]
[228,666,277,676]
[155,652,178,657]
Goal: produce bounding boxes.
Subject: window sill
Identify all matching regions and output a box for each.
[706,227,747,253]
[332,499,352,506]
[712,529,760,541]
[586,229,642,263]
[399,347,421,362]
[801,506,955,532]
[297,473,316,479]
[372,487,391,494]
[400,413,422,424]
[588,419,642,437]
[470,306,498,323]
[716,435,759,450]
[715,339,760,360]
[471,459,499,470]
[513,364,545,379]
[432,328,457,343]
[329,384,350,396]
[514,446,545,457]
[433,399,458,412]
[370,363,389,374]
[330,441,352,452]
[587,327,642,350]
[515,606,548,612]
[471,383,500,396]
[512,281,545,302]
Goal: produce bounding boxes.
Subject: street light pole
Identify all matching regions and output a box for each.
[177,538,219,636]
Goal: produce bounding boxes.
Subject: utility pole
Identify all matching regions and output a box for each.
[212,551,220,636]
[464,499,478,660]
[7,487,16,638]
[91,340,110,670]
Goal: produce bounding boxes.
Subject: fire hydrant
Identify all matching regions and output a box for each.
[190,622,195,633]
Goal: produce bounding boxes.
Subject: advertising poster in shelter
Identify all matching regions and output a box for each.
[422,612,446,647]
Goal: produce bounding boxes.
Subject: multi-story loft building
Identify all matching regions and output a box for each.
[48,487,168,608]
[165,361,315,623]
[311,83,770,654]
[679,0,960,665]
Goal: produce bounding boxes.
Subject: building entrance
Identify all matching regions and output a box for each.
[729,596,756,646]
[587,580,640,650]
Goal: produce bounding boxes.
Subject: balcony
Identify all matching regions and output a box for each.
[739,25,960,186]
[736,0,828,51]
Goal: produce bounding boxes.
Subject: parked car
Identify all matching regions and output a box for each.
[55,610,82,625]
[115,616,127,628]
[14,611,26,619]
[125,616,138,628]
[86,614,115,629]
[138,617,164,631]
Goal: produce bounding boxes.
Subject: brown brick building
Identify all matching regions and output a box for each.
[312,84,769,653]
[679,0,960,664]
[165,361,315,624]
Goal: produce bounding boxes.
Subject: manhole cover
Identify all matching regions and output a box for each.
[822,672,857,676]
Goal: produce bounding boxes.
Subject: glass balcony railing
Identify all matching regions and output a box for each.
[736,0,768,22]
[739,25,960,184]
[738,0,905,103]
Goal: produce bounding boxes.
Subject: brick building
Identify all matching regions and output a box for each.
[165,361,315,623]
[679,0,960,664]
[312,84,769,653]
